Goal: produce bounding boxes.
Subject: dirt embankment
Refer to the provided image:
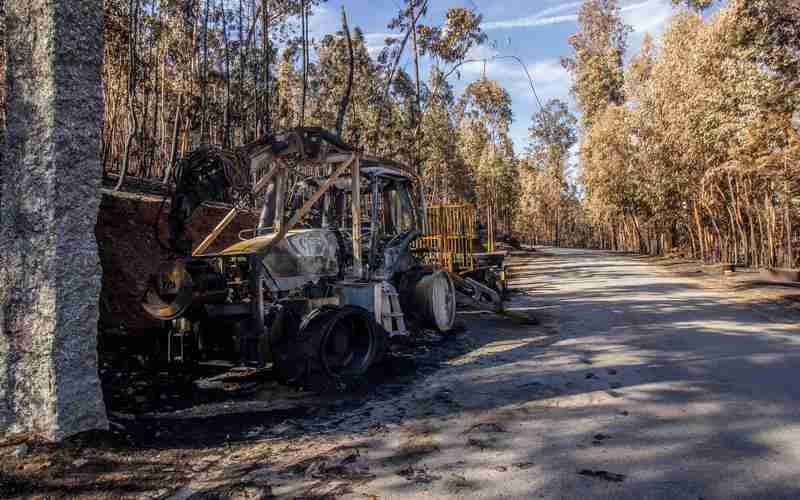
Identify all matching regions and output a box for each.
[95,190,256,336]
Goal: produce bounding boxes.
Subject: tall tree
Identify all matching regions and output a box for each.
[561,0,799,265]
[457,78,517,233]
[523,99,578,246]
[561,0,631,128]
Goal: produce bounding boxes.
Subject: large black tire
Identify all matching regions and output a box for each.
[272,305,386,391]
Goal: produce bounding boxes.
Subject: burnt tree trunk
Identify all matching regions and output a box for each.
[0,0,108,440]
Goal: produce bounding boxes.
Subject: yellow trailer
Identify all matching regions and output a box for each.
[413,203,508,311]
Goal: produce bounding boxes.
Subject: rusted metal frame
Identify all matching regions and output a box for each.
[247,143,275,166]
[397,181,415,232]
[263,154,358,257]
[257,182,276,231]
[268,155,346,230]
[281,154,356,237]
[253,158,290,230]
[453,275,503,313]
[352,155,363,279]
[255,159,285,232]
[382,185,396,235]
[322,152,357,164]
[367,178,381,281]
[192,206,242,256]
[198,152,354,259]
[322,177,332,228]
[193,159,285,256]
[244,253,266,366]
[252,156,283,194]
[273,164,288,234]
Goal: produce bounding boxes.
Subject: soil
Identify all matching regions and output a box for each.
[96,190,256,336]
[640,253,800,316]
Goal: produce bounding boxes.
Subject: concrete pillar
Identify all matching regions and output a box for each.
[0,0,108,440]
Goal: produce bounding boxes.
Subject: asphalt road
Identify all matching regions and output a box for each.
[340,248,800,500]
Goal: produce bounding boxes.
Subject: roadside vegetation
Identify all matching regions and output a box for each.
[95,0,520,233]
[534,0,800,269]
[2,0,796,266]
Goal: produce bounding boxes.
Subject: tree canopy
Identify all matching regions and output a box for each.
[550,0,800,267]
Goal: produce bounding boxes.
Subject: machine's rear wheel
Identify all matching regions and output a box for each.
[397,269,458,333]
[272,305,386,391]
[413,271,457,332]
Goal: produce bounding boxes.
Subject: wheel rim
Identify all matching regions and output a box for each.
[430,271,456,331]
[320,310,374,378]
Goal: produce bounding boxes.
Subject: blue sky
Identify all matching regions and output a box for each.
[305,0,705,154]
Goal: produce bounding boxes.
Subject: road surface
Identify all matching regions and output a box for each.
[333,248,800,500]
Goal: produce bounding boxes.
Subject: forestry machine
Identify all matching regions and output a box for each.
[141,128,500,390]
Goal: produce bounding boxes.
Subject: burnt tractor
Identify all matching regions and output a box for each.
[142,128,463,390]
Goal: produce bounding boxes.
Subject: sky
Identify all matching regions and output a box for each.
[305,0,707,155]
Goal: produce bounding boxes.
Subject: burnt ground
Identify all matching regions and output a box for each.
[0,300,515,499]
[3,248,800,500]
[98,327,480,449]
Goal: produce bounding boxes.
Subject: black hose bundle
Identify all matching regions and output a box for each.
[154,145,252,255]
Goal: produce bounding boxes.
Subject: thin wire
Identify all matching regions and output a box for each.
[461,0,545,113]
[489,55,545,113]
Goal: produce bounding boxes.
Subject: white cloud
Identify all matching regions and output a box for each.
[480,0,669,32]
[622,0,676,36]
[621,0,660,14]
[460,52,570,100]
[479,0,585,31]
[463,0,679,154]
[482,13,578,31]
[305,8,405,59]
[536,1,586,18]
[528,59,570,87]
[363,32,401,57]
[465,44,501,61]
[455,50,575,152]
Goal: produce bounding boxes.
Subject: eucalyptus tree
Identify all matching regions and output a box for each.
[455,78,517,232]
[100,0,329,182]
[523,99,577,246]
[418,68,468,203]
[561,0,631,128]
[376,3,486,182]
[564,0,799,266]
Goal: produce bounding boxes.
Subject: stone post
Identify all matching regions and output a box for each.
[0,0,108,440]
